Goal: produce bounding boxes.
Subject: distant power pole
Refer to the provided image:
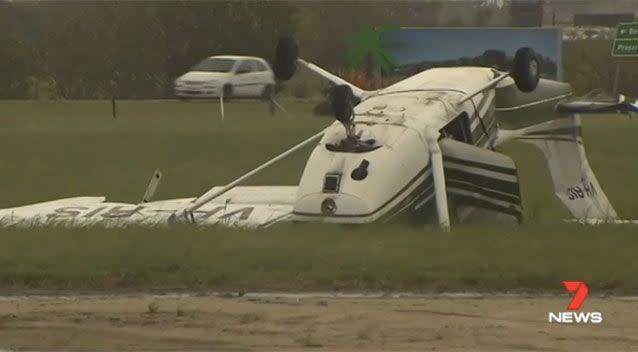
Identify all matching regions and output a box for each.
[110,71,120,119]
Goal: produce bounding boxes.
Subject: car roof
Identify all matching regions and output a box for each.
[207,55,267,62]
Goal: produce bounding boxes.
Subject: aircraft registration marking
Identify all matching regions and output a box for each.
[567,178,598,201]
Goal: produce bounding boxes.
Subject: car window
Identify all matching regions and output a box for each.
[254,60,269,72]
[235,60,253,74]
[191,58,235,72]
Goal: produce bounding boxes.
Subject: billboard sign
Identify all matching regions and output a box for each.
[383,27,563,80]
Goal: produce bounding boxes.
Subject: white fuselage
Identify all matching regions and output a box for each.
[0,67,502,229]
[292,67,498,223]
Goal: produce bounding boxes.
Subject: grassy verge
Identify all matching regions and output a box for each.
[2,100,637,219]
[1,100,637,293]
[0,223,637,293]
[0,99,327,207]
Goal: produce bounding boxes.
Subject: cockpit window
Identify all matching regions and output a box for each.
[440,112,473,144]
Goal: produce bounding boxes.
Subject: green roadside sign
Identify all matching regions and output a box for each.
[613,22,638,57]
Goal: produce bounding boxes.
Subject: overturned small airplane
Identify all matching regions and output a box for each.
[2,37,637,230]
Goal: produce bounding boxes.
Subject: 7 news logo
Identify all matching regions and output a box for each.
[548,281,603,324]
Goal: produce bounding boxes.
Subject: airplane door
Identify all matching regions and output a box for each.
[440,138,523,224]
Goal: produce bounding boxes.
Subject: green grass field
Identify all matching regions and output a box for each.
[1,100,637,292]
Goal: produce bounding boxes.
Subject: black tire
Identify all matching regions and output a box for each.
[272,36,298,81]
[178,96,191,102]
[511,47,541,93]
[222,84,233,100]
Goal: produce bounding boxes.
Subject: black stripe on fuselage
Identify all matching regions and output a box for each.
[443,156,518,176]
[292,164,432,219]
[451,194,523,217]
[444,168,520,198]
[381,176,435,222]
[447,180,521,205]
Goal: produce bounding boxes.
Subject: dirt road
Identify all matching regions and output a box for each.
[0,293,636,351]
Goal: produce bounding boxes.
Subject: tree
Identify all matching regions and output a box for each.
[345,25,399,83]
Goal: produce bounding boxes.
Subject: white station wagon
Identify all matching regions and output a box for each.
[174,55,275,99]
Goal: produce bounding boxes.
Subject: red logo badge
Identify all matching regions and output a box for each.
[563,281,589,310]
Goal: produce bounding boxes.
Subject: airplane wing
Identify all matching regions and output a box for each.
[555,94,638,116]
[0,186,297,228]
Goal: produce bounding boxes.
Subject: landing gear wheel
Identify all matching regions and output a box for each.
[511,48,541,93]
[273,36,299,81]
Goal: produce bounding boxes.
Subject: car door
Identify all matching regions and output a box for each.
[247,60,269,97]
[233,60,257,98]
[253,60,273,94]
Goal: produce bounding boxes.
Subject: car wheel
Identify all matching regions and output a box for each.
[261,84,274,101]
[222,84,233,100]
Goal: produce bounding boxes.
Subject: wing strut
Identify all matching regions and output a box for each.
[219,90,225,120]
[169,127,330,224]
[141,169,162,203]
[425,130,451,232]
[458,71,510,105]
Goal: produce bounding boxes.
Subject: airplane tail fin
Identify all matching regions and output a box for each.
[497,116,617,220]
